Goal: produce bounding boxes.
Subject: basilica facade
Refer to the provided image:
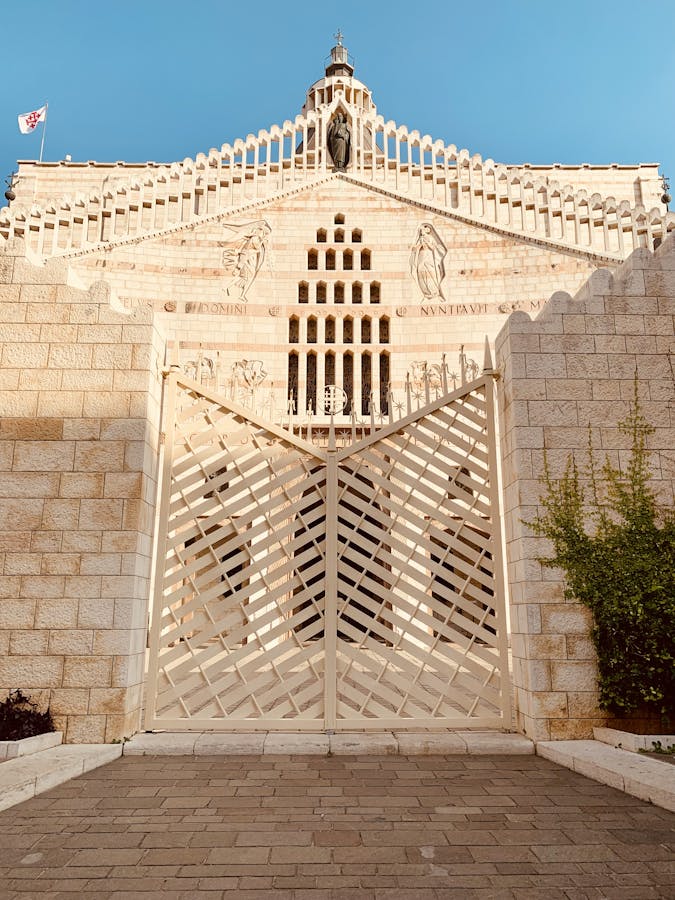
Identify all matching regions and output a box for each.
[3,36,671,430]
[1,37,674,744]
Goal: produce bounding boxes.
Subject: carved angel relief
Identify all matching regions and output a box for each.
[221,220,271,301]
[409,223,447,301]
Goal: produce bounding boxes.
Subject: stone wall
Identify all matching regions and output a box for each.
[0,239,164,742]
[496,233,675,740]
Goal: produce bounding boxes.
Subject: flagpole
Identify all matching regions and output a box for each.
[39,103,48,163]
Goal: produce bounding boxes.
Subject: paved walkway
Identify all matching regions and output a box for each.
[0,753,672,899]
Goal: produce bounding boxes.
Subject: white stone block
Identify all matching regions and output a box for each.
[264,732,329,755]
[194,732,265,755]
[0,731,62,760]
[122,732,197,755]
[459,732,534,754]
[536,739,675,813]
[329,732,398,755]
[394,732,467,754]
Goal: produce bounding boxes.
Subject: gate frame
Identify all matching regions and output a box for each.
[145,362,512,731]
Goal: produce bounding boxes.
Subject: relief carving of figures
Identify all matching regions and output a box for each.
[327,113,351,170]
[221,220,271,301]
[231,359,268,390]
[409,223,447,301]
[183,350,216,384]
[409,361,443,392]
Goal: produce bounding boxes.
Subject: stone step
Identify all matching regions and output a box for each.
[0,744,122,813]
[537,740,675,813]
[123,730,534,756]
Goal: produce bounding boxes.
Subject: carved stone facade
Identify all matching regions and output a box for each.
[0,37,673,741]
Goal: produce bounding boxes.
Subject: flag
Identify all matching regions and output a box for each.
[18,105,47,134]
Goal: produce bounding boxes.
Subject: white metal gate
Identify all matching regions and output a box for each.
[145,365,511,730]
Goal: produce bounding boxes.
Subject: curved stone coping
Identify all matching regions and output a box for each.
[123,731,534,756]
[0,744,122,813]
[0,730,62,761]
[537,740,675,813]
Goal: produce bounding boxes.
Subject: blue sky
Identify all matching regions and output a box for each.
[3,0,674,204]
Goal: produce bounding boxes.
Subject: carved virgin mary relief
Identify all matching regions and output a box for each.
[409,223,447,301]
[221,220,271,301]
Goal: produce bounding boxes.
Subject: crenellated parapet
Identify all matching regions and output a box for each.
[2,103,673,260]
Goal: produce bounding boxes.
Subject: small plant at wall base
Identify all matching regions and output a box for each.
[530,384,675,724]
[0,690,56,741]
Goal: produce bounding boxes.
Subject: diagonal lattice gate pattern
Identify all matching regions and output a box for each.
[146,371,511,730]
[332,382,507,726]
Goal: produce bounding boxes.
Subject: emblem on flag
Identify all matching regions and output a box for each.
[18,105,47,134]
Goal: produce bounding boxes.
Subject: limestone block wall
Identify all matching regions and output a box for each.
[0,239,165,742]
[496,234,675,741]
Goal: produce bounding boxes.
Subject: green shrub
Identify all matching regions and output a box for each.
[0,690,56,741]
[530,384,675,719]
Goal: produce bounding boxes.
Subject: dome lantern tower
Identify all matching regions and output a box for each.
[326,29,354,77]
[302,31,375,116]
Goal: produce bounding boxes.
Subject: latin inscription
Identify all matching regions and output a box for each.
[421,303,489,316]
[185,302,246,315]
[419,298,546,316]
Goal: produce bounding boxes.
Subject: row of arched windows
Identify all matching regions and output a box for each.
[289,315,389,344]
[288,351,390,417]
[307,248,371,271]
[297,281,380,304]
[316,227,362,243]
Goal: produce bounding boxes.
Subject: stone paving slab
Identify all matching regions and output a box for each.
[124,730,534,757]
[537,740,675,813]
[0,743,122,812]
[0,752,672,898]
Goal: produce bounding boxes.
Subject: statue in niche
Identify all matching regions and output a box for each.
[409,223,447,301]
[327,113,351,170]
[222,220,271,301]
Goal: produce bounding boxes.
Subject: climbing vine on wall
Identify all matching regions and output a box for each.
[530,382,675,721]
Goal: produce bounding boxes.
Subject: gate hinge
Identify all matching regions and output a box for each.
[159,431,166,446]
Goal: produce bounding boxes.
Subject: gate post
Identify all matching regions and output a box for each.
[483,362,513,726]
[323,422,338,730]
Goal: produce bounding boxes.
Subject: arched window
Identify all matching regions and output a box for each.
[343,316,353,344]
[334,228,345,243]
[288,352,299,411]
[316,228,327,243]
[298,281,309,303]
[369,281,380,303]
[334,213,345,224]
[307,316,317,343]
[308,249,318,270]
[379,316,390,343]
[325,316,336,343]
[361,352,372,416]
[360,249,371,270]
[343,249,353,271]
[325,351,336,385]
[379,352,390,415]
[343,352,353,414]
[334,282,344,304]
[361,317,371,343]
[351,228,362,243]
[352,282,362,304]
[306,353,317,413]
[316,281,327,304]
[289,316,299,343]
[326,249,336,271]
